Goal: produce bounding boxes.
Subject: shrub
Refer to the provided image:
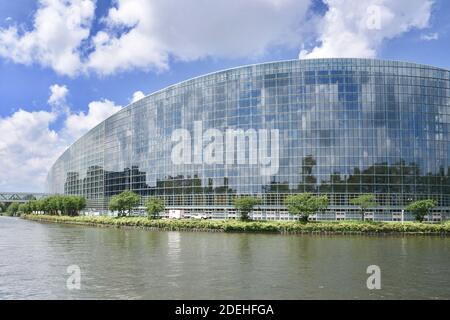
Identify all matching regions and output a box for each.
[22,214,450,235]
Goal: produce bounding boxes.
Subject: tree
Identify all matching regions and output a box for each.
[43,197,55,215]
[18,203,27,214]
[24,202,33,214]
[233,196,262,221]
[406,199,437,222]
[109,190,140,216]
[284,193,328,222]
[49,196,63,215]
[62,196,74,216]
[6,203,20,216]
[18,202,32,215]
[145,197,165,219]
[350,194,377,221]
[35,199,46,214]
[75,196,86,214]
[28,200,38,213]
[108,196,120,214]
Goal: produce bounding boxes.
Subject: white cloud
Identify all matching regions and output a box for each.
[48,84,68,105]
[0,85,122,192]
[48,84,69,114]
[299,0,434,59]
[63,99,122,140]
[130,91,145,103]
[0,109,64,192]
[0,0,312,76]
[0,0,95,76]
[86,0,311,75]
[0,0,437,75]
[420,32,439,41]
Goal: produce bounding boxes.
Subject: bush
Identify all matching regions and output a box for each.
[22,214,450,235]
[6,203,20,216]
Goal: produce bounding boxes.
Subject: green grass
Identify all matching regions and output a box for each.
[22,214,450,235]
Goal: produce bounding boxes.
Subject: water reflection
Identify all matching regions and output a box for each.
[166,232,182,282]
[0,217,449,299]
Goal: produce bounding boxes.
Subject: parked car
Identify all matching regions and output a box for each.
[191,213,210,220]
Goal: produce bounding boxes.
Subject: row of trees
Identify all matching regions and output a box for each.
[108,191,330,221]
[2,195,87,216]
[348,194,437,222]
[107,190,437,222]
[233,193,437,222]
[3,190,436,223]
[108,190,165,219]
[233,193,329,222]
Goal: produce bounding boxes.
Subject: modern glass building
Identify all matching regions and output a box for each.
[47,58,450,221]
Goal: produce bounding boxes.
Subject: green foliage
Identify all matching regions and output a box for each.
[108,190,140,216]
[405,199,437,222]
[61,196,86,216]
[6,203,20,216]
[233,196,262,221]
[145,197,165,219]
[108,196,120,212]
[284,193,329,222]
[23,214,450,235]
[18,195,88,216]
[350,194,377,221]
[18,203,32,215]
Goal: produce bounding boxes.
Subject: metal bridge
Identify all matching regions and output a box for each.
[0,192,48,204]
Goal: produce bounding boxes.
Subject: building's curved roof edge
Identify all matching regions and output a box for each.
[139,58,450,98]
[48,57,449,174]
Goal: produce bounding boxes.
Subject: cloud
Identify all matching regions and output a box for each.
[48,84,69,113]
[0,0,312,76]
[420,32,439,41]
[0,0,437,75]
[0,0,95,76]
[0,85,122,192]
[63,99,122,140]
[86,0,311,75]
[48,84,68,106]
[0,109,63,192]
[299,0,434,59]
[130,91,145,103]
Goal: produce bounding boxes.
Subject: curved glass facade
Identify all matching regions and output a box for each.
[47,58,450,220]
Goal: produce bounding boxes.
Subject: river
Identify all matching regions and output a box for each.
[0,216,448,299]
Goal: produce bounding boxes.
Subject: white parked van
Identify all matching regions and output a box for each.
[168,209,184,219]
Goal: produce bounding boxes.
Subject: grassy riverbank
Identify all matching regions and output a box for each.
[22,214,450,235]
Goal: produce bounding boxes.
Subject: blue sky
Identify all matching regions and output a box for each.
[0,0,449,192]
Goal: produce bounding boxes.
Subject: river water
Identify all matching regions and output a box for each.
[0,216,448,299]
